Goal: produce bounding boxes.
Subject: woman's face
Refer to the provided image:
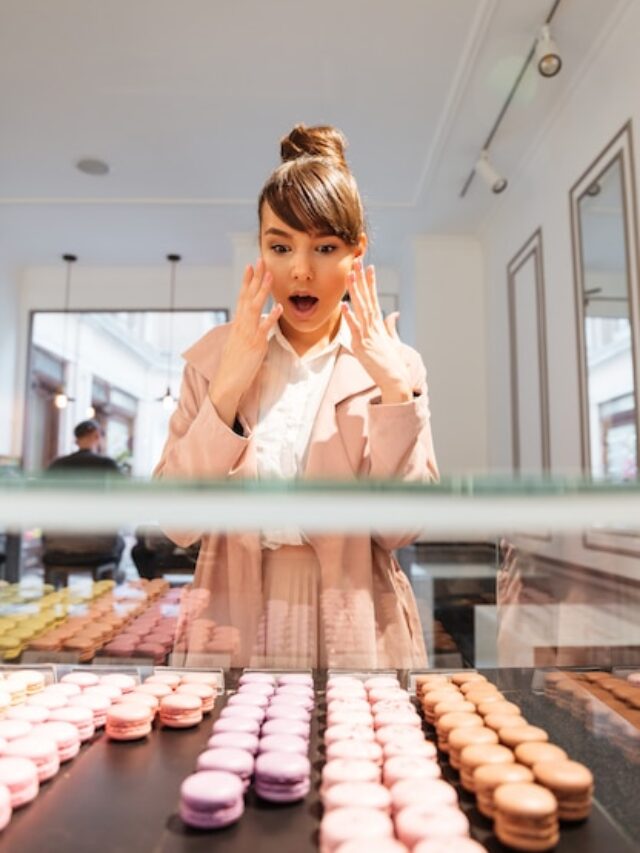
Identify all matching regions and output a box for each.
[259,203,366,350]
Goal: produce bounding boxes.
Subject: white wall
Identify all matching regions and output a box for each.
[413,235,488,475]
[480,0,640,475]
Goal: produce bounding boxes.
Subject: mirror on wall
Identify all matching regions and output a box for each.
[507,229,550,474]
[571,122,640,481]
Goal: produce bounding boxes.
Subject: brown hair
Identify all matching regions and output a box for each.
[258,124,365,245]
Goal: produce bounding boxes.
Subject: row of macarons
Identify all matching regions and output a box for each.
[24,580,174,660]
[317,674,483,853]
[416,672,594,852]
[179,671,316,829]
[543,669,640,762]
[0,668,222,832]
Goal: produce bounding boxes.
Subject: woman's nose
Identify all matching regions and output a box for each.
[291,253,313,281]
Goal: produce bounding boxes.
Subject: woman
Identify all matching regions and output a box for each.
[155,124,438,669]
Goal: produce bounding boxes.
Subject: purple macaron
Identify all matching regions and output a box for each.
[220,705,265,724]
[207,732,259,756]
[270,693,314,713]
[258,734,307,756]
[238,672,276,687]
[260,718,310,741]
[238,682,275,698]
[211,716,261,737]
[228,693,269,710]
[196,748,254,791]
[277,674,314,688]
[179,771,244,829]
[254,751,311,802]
[264,704,311,723]
[274,684,314,699]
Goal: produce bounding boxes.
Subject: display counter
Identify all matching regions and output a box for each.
[1,667,638,853]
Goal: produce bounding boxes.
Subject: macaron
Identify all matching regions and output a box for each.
[321,759,381,794]
[473,762,534,818]
[327,739,383,765]
[211,715,259,737]
[238,682,275,698]
[180,672,219,688]
[3,735,60,782]
[26,692,68,711]
[383,740,438,761]
[459,743,515,791]
[320,806,394,851]
[259,734,308,756]
[228,692,269,710]
[206,732,259,755]
[48,706,95,742]
[264,704,310,723]
[144,673,181,689]
[254,751,311,802]
[0,784,11,831]
[196,748,254,790]
[159,694,203,728]
[179,770,244,829]
[277,673,313,688]
[0,757,39,807]
[4,705,49,725]
[514,742,568,769]
[176,683,216,713]
[261,718,309,741]
[413,840,487,853]
[270,693,314,712]
[238,672,276,686]
[499,725,549,750]
[395,805,470,849]
[450,672,487,687]
[106,704,153,741]
[68,694,110,728]
[30,721,80,762]
[60,672,100,689]
[325,724,376,745]
[375,725,425,748]
[383,755,441,787]
[219,704,264,724]
[532,760,594,821]
[100,673,136,693]
[0,720,33,741]
[322,781,392,814]
[493,782,559,851]
[390,778,458,814]
[448,726,499,769]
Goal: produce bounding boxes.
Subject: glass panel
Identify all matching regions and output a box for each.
[579,157,638,479]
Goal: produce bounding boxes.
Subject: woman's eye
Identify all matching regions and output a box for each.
[317,244,337,254]
[270,244,289,254]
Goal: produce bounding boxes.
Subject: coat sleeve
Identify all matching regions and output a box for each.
[152,363,251,546]
[367,347,439,551]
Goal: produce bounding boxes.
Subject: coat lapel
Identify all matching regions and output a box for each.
[304,347,376,479]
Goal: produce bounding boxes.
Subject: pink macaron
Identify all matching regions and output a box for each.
[48,706,95,742]
[260,718,310,741]
[159,694,203,728]
[254,751,311,802]
[390,778,458,814]
[30,722,80,763]
[258,734,308,756]
[383,755,441,787]
[320,806,394,851]
[68,694,110,728]
[322,781,392,814]
[0,757,39,807]
[228,692,269,710]
[60,672,100,689]
[106,704,153,741]
[321,759,381,794]
[0,784,11,830]
[220,704,265,724]
[0,720,33,741]
[3,735,60,782]
[212,715,260,737]
[395,806,470,849]
[326,740,383,765]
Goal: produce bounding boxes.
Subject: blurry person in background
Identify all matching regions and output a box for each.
[47,419,120,474]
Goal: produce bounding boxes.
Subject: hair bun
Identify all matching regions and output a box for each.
[280,124,348,169]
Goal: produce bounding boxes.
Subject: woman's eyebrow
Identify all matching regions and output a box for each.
[264,227,292,238]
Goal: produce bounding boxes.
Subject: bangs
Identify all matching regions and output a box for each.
[260,160,363,245]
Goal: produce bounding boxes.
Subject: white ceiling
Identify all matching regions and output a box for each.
[0,0,627,270]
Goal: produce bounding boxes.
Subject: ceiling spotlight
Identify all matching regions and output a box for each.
[76,158,110,176]
[475,151,508,194]
[536,24,562,78]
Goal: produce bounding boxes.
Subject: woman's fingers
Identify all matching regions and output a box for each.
[384,311,400,339]
[258,302,283,337]
[365,264,382,320]
[341,301,361,342]
[346,269,368,329]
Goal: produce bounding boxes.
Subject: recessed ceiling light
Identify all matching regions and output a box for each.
[76,158,110,176]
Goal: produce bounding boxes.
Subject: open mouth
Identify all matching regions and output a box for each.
[289,295,319,315]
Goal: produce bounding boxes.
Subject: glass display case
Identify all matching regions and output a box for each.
[0,474,639,852]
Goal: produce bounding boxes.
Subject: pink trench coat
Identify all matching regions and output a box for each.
[154,324,439,669]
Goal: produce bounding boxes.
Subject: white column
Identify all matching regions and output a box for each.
[413,235,488,475]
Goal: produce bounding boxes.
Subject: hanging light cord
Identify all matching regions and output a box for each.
[459,0,563,198]
[166,254,181,392]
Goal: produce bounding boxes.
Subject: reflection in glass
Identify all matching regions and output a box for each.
[579,157,637,479]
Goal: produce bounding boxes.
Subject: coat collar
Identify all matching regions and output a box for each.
[182,323,377,432]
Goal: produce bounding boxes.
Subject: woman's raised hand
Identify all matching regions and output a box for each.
[208,260,282,427]
[341,260,413,404]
